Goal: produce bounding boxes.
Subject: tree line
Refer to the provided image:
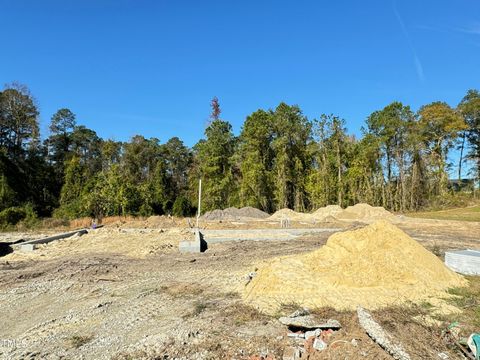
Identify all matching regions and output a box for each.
[0,83,479,225]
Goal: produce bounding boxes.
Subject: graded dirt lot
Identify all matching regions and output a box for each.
[0,215,479,359]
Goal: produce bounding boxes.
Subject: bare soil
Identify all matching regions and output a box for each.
[0,216,478,359]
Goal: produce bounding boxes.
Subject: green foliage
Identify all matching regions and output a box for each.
[0,204,38,229]
[196,116,238,211]
[172,196,193,217]
[0,174,15,210]
[138,203,154,217]
[239,110,275,212]
[459,90,480,180]
[1,86,480,221]
[271,103,311,211]
[0,83,39,158]
[0,207,26,228]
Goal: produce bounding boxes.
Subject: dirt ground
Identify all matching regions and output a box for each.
[0,216,479,359]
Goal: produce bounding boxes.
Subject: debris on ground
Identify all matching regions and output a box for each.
[467,333,480,359]
[278,308,341,330]
[357,306,411,360]
[278,308,341,358]
[243,220,467,314]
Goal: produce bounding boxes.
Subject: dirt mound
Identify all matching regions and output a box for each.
[334,203,394,223]
[243,220,466,314]
[311,205,343,221]
[202,207,269,221]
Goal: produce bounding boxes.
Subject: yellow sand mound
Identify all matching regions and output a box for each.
[268,208,313,221]
[312,205,343,221]
[334,203,394,223]
[243,220,466,314]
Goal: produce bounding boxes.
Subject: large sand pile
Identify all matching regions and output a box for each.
[268,208,313,221]
[335,203,395,223]
[268,203,395,223]
[202,207,269,221]
[311,205,343,221]
[243,220,466,314]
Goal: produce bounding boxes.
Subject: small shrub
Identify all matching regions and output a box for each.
[17,203,39,229]
[0,206,27,229]
[192,301,208,316]
[67,334,93,348]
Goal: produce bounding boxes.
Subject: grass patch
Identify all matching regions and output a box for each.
[160,283,204,298]
[275,301,304,317]
[223,303,271,326]
[409,205,480,222]
[192,301,208,316]
[445,276,480,330]
[66,334,93,348]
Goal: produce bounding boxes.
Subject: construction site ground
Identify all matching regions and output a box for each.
[0,215,479,359]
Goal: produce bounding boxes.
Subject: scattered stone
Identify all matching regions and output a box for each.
[313,338,327,351]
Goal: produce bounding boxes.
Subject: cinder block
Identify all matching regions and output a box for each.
[19,244,37,252]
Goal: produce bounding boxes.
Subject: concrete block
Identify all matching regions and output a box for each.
[179,229,207,253]
[179,240,201,253]
[19,244,37,252]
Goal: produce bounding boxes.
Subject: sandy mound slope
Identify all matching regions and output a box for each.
[243,220,466,314]
[202,207,269,221]
[268,204,394,223]
[268,208,314,221]
[311,205,343,221]
[334,203,394,223]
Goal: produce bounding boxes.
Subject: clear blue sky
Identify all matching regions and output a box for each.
[1,0,479,147]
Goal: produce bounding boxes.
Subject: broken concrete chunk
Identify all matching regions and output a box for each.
[279,314,341,330]
[304,329,321,339]
[357,306,410,360]
[287,332,305,339]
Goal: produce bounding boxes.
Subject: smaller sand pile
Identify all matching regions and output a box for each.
[202,207,269,221]
[311,205,343,222]
[334,203,394,223]
[268,208,313,222]
[243,220,466,314]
